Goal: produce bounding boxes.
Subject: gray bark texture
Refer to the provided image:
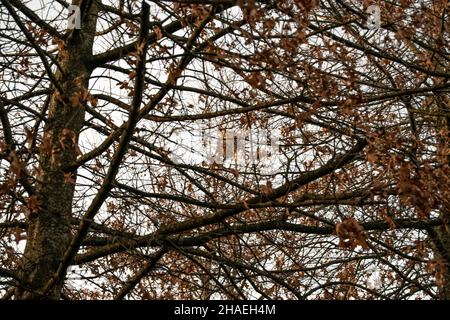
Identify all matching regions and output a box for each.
[15,0,98,300]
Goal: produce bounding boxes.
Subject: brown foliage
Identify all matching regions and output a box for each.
[0,0,448,300]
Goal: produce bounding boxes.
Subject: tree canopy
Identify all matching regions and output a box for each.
[0,0,449,299]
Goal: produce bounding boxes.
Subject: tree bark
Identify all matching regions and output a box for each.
[15,0,98,300]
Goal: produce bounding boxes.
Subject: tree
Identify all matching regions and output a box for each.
[0,0,448,300]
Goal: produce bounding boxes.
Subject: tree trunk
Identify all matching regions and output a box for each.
[15,1,98,300]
